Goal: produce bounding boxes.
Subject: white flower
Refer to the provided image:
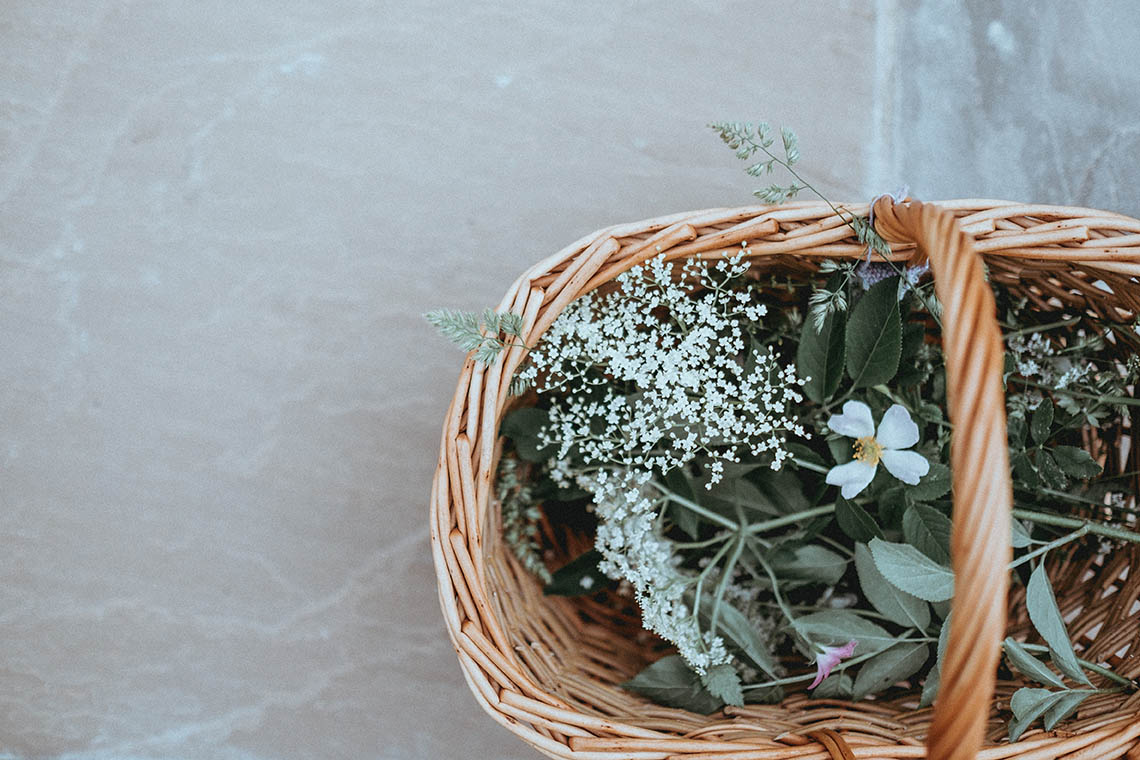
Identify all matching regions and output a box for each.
[825,401,930,498]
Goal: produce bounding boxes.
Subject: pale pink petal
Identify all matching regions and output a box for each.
[881,449,930,485]
[809,639,858,689]
[825,460,877,499]
[826,400,875,439]
[876,404,921,450]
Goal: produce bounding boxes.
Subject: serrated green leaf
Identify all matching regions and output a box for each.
[501,406,554,462]
[1012,451,1039,488]
[852,642,929,699]
[1003,638,1067,688]
[793,609,897,653]
[855,543,930,629]
[797,309,846,403]
[908,462,951,502]
[1026,564,1091,685]
[544,549,610,596]
[1037,450,1067,489]
[1052,446,1102,479]
[767,545,847,585]
[1008,688,1067,741]
[1008,414,1028,449]
[869,538,955,602]
[701,663,744,707]
[1044,690,1094,730]
[1031,400,1054,444]
[623,655,722,713]
[697,595,780,678]
[846,277,903,388]
[902,503,952,566]
[836,497,882,543]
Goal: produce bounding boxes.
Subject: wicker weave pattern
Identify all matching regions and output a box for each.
[431,199,1140,760]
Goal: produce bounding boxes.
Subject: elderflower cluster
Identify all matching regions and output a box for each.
[522,254,808,483]
[521,253,809,674]
[583,469,730,675]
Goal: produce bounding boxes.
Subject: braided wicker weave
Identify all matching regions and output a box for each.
[430,198,1140,760]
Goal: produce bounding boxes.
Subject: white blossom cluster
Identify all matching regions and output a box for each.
[582,469,730,675]
[1008,331,1093,391]
[523,253,808,482]
[525,253,808,674]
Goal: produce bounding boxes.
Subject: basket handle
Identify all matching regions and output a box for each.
[870,197,1012,760]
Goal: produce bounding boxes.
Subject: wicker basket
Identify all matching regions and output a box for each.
[430,198,1140,760]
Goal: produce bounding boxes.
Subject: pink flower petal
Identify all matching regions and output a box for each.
[808,639,858,689]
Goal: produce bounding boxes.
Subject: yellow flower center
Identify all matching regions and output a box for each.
[853,435,883,466]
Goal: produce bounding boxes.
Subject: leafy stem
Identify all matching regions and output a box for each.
[1013,508,1140,545]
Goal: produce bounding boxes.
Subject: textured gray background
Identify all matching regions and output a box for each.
[0,2,1136,758]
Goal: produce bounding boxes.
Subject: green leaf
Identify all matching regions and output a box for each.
[877,486,909,529]
[836,497,882,543]
[1031,399,1054,444]
[705,477,780,519]
[697,595,780,678]
[544,550,610,596]
[811,673,853,698]
[797,309,847,403]
[902,503,953,566]
[869,538,955,602]
[920,614,952,707]
[1011,519,1034,549]
[1037,450,1067,489]
[501,407,554,462]
[855,543,930,629]
[907,462,951,502]
[750,468,811,515]
[1044,690,1094,730]
[1008,414,1028,450]
[664,468,700,539]
[1012,451,1040,488]
[1052,446,1102,479]
[1010,687,1058,719]
[845,276,903,388]
[793,609,897,654]
[623,655,722,713]
[852,642,929,699]
[1025,564,1091,685]
[701,663,744,707]
[1008,688,1066,741]
[1003,638,1067,688]
[767,545,847,585]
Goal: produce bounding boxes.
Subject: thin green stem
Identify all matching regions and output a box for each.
[1012,508,1140,545]
[1009,526,1089,570]
[743,541,798,630]
[652,482,739,532]
[691,538,735,649]
[1016,378,1140,407]
[1018,643,1136,689]
[793,457,830,475]
[740,634,936,691]
[673,532,734,550]
[745,504,836,535]
[1003,316,1083,340]
[709,533,747,636]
